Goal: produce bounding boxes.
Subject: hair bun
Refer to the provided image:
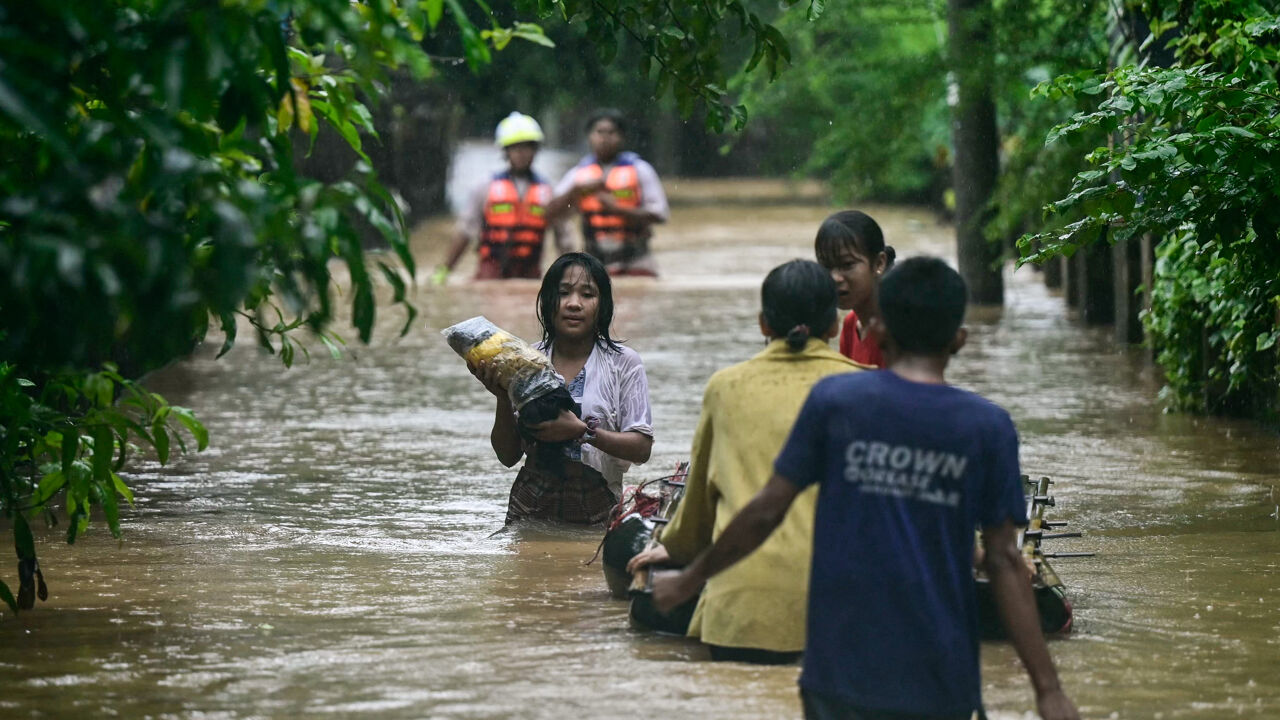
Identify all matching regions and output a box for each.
[785,323,811,351]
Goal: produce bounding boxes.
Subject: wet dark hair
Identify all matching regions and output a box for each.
[878,256,967,354]
[761,260,839,352]
[814,210,896,271]
[584,108,627,136]
[538,252,623,352]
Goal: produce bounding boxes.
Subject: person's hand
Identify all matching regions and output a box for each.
[573,177,606,197]
[626,544,671,574]
[529,409,588,443]
[430,264,450,286]
[650,569,700,614]
[595,191,619,210]
[1035,687,1079,720]
[466,360,505,399]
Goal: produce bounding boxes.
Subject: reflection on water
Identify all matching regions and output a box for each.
[2,195,1278,719]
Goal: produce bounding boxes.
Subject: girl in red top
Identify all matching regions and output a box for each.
[814,210,896,368]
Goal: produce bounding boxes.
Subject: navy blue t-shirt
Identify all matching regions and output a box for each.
[774,370,1027,716]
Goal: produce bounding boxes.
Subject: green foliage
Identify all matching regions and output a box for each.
[984,0,1111,246]
[1018,64,1279,261]
[736,1,949,201]
[734,0,1108,206]
[1018,3,1280,417]
[0,0,804,613]
[504,0,797,132]
[0,362,207,613]
[0,0,519,613]
[1145,231,1280,418]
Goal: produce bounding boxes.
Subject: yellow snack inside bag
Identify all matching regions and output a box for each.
[442,316,562,410]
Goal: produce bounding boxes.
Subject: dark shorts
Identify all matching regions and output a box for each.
[801,689,977,720]
[708,644,802,665]
[506,461,617,525]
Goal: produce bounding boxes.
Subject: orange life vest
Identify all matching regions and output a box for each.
[573,160,643,252]
[479,174,551,264]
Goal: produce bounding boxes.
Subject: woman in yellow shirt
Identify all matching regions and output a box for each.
[628,259,867,663]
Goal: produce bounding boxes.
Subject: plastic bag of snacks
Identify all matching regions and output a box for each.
[441,316,566,413]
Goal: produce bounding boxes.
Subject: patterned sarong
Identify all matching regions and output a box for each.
[506,461,617,526]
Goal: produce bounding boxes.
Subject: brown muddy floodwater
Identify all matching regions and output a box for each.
[2,190,1279,719]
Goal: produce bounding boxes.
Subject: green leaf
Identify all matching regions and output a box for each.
[353,283,375,343]
[319,334,343,360]
[1257,330,1279,351]
[0,576,16,609]
[14,513,35,560]
[217,311,238,359]
[424,0,444,29]
[152,422,170,465]
[90,425,112,484]
[112,473,136,507]
[98,477,122,539]
[482,28,514,50]
[34,468,67,505]
[512,23,555,48]
[171,407,209,451]
[446,0,493,70]
[61,426,78,476]
[378,261,408,302]
[0,581,17,615]
[311,100,370,164]
[1214,125,1258,140]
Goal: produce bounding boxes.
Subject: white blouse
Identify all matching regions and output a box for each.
[540,342,654,494]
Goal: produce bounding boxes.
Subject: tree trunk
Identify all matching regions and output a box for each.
[1112,238,1144,343]
[947,0,1003,305]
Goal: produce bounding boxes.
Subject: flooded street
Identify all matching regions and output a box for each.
[3,190,1278,719]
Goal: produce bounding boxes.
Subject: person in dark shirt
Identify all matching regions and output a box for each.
[651,257,1078,720]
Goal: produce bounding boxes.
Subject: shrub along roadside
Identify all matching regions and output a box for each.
[0,363,207,612]
[1018,8,1280,421]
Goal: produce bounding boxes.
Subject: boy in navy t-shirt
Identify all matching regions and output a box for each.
[652,257,1078,720]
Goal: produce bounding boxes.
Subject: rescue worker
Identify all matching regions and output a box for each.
[550,109,668,277]
[434,112,570,282]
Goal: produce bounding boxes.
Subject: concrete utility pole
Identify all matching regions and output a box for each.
[947,0,1003,305]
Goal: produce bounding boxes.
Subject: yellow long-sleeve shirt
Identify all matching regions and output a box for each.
[659,337,866,652]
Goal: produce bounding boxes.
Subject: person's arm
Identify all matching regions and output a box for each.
[527,411,652,464]
[595,194,663,228]
[441,229,471,272]
[982,521,1080,720]
[651,474,801,612]
[489,395,523,467]
[633,159,669,225]
[546,170,603,222]
[435,183,486,283]
[469,361,523,466]
[586,427,652,464]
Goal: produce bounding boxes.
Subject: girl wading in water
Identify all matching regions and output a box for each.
[815,210,896,368]
[472,252,654,525]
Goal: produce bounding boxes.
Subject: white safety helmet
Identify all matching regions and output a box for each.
[494,112,545,148]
